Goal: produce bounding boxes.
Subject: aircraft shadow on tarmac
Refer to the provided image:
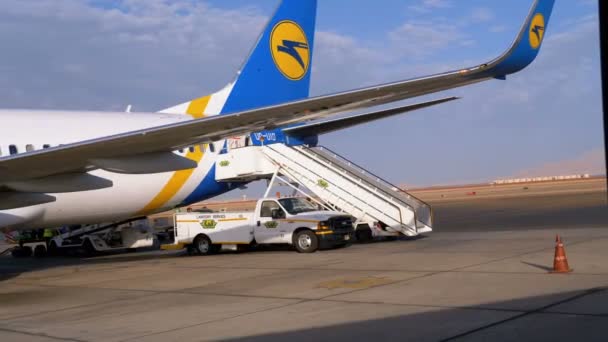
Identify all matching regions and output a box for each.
[0,248,182,283]
[218,288,608,342]
[0,236,430,282]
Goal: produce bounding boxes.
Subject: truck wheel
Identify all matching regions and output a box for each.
[193,235,213,255]
[294,230,318,253]
[355,224,373,243]
[34,244,47,258]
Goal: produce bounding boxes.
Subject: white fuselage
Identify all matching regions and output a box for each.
[0,109,238,231]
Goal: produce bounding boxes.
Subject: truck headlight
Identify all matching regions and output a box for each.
[318,221,330,230]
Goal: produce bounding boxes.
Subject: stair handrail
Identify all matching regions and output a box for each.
[306,145,434,229]
[265,144,412,231]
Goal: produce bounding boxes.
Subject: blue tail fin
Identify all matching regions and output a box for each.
[488,0,555,76]
[220,0,318,115]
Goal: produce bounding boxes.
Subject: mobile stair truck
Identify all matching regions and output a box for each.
[212,138,434,242]
[164,197,355,255]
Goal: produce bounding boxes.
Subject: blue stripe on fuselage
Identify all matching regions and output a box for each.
[180,164,240,206]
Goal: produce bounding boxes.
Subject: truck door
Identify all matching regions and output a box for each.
[255,200,286,244]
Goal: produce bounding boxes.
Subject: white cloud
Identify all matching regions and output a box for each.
[0,0,267,111]
[408,0,452,13]
[489,25,507,33]
[0,0,473,110]
[388,20,467,58]
[423,0,452,8]
[312,31,390,94]
[470,8,495,23]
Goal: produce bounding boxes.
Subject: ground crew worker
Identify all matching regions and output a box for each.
[43,228,54,246]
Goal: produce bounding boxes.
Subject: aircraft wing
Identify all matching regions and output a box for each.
[0,0,554,184]
[283,97,460,137]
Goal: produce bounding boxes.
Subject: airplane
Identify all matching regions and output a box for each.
[0,0,554,232]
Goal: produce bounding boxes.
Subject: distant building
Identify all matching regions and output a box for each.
[492,174,591,185]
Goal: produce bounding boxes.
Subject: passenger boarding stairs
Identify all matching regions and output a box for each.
[215,143,432,237]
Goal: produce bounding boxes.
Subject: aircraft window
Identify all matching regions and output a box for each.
[209,143,215,153]
[189,146,195,153]
[178,148,184,154]
[43,144,51,149]
[26,144,34,152]
[9,145,18,155]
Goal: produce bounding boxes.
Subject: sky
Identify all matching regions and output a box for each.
[0,0,604,188]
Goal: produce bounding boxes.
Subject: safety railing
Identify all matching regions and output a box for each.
[264,144,418,233]
[304,145,433,230]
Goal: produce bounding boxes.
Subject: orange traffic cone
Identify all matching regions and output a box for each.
[551,235,572,273]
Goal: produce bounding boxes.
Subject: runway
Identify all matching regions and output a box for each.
[432,190,608,232]
[0,180,606,341]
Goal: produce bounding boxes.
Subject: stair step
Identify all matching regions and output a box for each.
[258,144,433,236]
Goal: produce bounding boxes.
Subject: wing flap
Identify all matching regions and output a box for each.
[283,97,459,137]
[91,152,198,174]
[6,173,113,193]
[0,193,56,210]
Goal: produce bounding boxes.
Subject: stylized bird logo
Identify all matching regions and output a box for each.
[277,40,309,70]
[531,24,544,42]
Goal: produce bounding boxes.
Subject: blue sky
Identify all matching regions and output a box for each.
[0,0,604,188]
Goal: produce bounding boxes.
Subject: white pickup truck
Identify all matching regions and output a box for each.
[165,197,355,254]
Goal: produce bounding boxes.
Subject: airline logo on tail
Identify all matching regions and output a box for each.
[270,20,310,80]
[529,13,545,49]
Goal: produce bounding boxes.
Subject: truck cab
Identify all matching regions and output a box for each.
[169,197,354,255]
[254,197,354,250]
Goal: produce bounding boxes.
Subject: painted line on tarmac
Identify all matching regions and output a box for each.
[0,287,160,322]
[0,327,86,342]
[118,299,306,342]
[307,234,605,305]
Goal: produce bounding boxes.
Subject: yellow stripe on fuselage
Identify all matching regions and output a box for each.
[139,96,211,214]
[186,96,212,118]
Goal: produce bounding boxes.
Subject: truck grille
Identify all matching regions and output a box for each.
[329,216,354,232]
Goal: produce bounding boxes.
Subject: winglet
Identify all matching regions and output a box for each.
[484,0,555,78]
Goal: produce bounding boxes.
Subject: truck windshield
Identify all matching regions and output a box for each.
[278,198,319,215]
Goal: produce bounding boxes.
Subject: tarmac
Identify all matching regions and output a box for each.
[0,180,607,341]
